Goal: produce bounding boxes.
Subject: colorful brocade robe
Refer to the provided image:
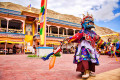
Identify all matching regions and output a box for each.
[69,29,105,64]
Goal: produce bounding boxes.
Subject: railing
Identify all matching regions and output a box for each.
[35,33,72,39]
[8,29,23,33]
[0,32,25,38]
[0,28,23,33]
[48,33,72,38]
[0,28,6,32]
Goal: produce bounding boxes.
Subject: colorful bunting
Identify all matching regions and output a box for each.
[39,0,47,45]
[27,4,31,8]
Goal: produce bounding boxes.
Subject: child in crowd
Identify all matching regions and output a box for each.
[111,43,116,58]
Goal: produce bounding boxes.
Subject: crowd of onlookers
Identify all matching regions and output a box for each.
[62,46,75,54]
[97,38,120,57]
[62,38,120,58]
[0,45,23,54]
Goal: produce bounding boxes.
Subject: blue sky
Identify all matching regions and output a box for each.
[0,0,120,32]
[95,1,120,32]
[95,15,120,32]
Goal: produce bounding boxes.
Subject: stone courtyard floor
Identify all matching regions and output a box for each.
[0,54,120,80]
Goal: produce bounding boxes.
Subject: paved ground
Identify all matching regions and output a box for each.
[86,68,120,80]
[0,54,120,80]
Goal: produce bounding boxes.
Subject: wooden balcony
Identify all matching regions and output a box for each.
[8,29,23,33]
[0,28,6,32]
[0,28,23,33]
[0,32,25,39]
[35,33,73,40]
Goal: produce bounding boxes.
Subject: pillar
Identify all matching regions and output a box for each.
[5,40,7,55]
[63,29,64,36]
[6,19,10,32]
[24,40,25,54]
[0,18,1,32]
[50,27,52,35]
[47,25,50,36]
[66,28,68,37]
[57,26,60,37]
[21,20,25,34]
[37,23,38,33]
[73,29,76,35]
[0,18,1,28]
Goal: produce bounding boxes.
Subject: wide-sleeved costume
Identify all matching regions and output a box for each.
[72,29,100,65]
[41,13,106,79]
[67,14,106,78]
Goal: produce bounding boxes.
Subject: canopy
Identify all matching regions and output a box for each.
[7,41,24,44]
[46,41,60,45]
[0,40,24,44]
[0,41,6,43]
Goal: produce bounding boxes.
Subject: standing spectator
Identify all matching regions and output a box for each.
[71,46,75,54]
[107,38,112,57]
[33,36,37,54]
[13,45,16,54]
[7,48,10,54]
[111,43,116,58]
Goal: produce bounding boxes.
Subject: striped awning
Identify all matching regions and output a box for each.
[46,41,60,45]
[0,38,24,44]
[0,40,24,44]
[0,41,5,43]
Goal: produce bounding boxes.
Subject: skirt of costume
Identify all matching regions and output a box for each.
[73,40,99,72]
[76,60,95,72]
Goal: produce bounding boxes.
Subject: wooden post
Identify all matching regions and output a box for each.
[7,19,9,32]
[5,40,7,55]
[63,29,64,36]
[66,28,68,37]
[57,26,60,37]
[22,20,25,34]
[24,40,25,54]
[0,18,1,28]
[73,29,76,35]
[48,25,50,36]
